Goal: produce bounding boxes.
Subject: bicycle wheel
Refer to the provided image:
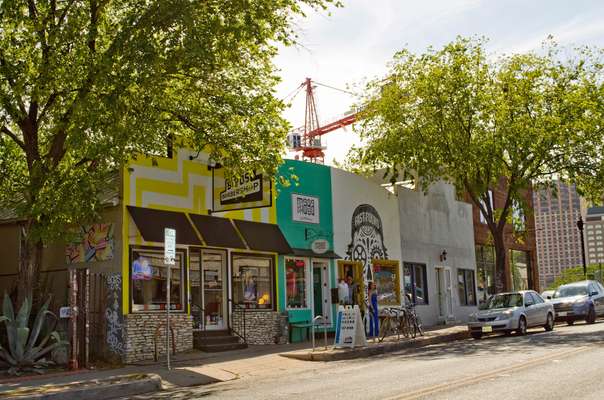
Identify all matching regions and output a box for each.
[414,313,424,337]
[380,316,393,342]
[408,313,417,339]
[398,310,411,338]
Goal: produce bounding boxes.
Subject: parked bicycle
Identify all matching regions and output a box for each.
[404,295,423,338]
[378,306,410,342]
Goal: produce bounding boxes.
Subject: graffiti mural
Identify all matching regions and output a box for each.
[346,204,389,282]
[105,273,124,356]
[66,223,114,263]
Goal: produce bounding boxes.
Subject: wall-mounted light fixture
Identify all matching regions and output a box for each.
[439,250,447,262]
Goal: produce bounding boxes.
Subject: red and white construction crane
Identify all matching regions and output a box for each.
[287,78,358,163]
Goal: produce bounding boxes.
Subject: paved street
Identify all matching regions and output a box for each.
[128,321,604,400]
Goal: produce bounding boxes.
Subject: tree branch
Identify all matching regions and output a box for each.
[0,125,25,151]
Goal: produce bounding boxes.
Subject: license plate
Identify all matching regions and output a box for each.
[481,326,493,333]
[558,311,567,317]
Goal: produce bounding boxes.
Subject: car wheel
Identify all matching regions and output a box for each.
[517,316,527,336]
[544,313,554,331]
[586,306,596,324]
[566,319,574,326]
[471,332,482,340]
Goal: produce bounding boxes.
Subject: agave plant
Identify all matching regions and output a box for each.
[0,294,68,375]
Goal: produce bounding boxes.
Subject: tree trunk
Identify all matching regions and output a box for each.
[492,229,508,293]
[17,224,43,308]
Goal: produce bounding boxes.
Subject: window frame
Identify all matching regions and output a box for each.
[371,259,401,306]
[403,262,429,305]
[284,256,310,309]
[230,252,276,311]
[129,245,188,313]
[457,268,477,306]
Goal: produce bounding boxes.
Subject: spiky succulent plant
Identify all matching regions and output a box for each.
[0,294,68,375]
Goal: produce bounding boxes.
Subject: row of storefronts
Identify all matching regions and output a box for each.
[0,145,535,364]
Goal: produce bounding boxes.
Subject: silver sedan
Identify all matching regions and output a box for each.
[467,290,555,339]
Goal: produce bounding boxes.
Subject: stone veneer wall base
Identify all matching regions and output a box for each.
[233,311,288,345]
[123,313,192,364]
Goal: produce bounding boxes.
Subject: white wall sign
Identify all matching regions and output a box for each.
[334,305,367,348]
[59,306,72,319]
[311,239,329,254]
[164,228,176,265]
[292,194,320,224]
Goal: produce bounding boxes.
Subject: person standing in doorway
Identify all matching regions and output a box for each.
[346,275,357,306]
[368,282,379,337]
[338,278,349,305]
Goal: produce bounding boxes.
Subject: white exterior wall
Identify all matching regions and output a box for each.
[397,181,478,326]
[330,168,403,291]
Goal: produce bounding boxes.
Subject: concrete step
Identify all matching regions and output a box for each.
[194,329,230,338]
[197,342,248,352]
[194,335,241,348]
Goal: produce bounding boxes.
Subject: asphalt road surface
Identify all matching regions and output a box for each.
[129,321,604,400]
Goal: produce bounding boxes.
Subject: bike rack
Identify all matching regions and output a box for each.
[311,315,328,352]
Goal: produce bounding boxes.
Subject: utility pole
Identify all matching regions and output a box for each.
[577,216,587,279]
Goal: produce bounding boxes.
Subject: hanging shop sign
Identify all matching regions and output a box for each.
[334,305,367,348]
[212,168,272,213]
[164,228,176,266]
[311,239,329,254]
[292,193,320,224]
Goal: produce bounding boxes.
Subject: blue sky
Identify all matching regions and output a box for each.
[274,0,604,164]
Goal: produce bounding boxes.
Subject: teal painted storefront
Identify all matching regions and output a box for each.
[276,160,338,342]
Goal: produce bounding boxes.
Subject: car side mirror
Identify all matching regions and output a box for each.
[590,291,598,297]
[546,296,552,300]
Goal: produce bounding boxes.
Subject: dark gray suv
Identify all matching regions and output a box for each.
[549,280,604,325]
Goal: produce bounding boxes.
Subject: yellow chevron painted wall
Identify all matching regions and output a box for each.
[121,148,277,313]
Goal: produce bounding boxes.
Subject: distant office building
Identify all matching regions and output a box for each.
[585,207,604,266]
[533,181,583,289]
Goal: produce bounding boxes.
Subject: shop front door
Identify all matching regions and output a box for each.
[312,260,331,325]
[191,249,227,330]
[436,267,454,322]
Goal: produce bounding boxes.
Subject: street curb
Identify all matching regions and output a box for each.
[280,330,470,362]
[1,373,162,400]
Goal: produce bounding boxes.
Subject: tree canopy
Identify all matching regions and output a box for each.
[0,0,339,302]
[350,37,604,291]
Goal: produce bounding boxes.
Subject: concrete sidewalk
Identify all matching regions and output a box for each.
[280,324,470,361]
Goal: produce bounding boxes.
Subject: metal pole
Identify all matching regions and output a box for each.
[323,316,328,350]
[577,216,587,279]
[166,263,171,370]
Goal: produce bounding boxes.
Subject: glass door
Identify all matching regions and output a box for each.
[190,249,227,330]
[201,250,227,330]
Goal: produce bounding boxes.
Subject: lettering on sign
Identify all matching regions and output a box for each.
[311,239,329,254]
[220,173,263,205]
[292,194,320,224]
[164,228,176,265]
[334,305,367,348]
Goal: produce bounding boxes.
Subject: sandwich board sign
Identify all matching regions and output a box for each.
[334,305,367,348]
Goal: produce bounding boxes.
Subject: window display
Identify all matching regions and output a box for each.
[131,248,185,312]
[232,254,274,309]
[286,258,307,308]
[403,262,428,305]
[372,260,400,305]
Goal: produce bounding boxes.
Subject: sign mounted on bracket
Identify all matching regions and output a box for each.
[211,168,272,213]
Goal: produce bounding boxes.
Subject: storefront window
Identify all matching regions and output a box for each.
[511,250,531,291]
[403,262,428,305]
[457,268,477,306]
[286,258,307,308]
[476,245,495,303]
[232,254,274,309]
[372,260,400,305]
[131,248,185,312]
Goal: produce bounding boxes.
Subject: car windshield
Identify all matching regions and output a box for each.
[485,293,523,309]
[553,286,588,298]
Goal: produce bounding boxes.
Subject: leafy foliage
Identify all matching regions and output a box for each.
[0,0,340,301]
[548,265,604,290]
[350,37,604,290]
[0,294,67,375]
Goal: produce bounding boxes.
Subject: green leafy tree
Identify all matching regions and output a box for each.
[350,37,604,292]
[548,264,604,290]
[0,0,340,305]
